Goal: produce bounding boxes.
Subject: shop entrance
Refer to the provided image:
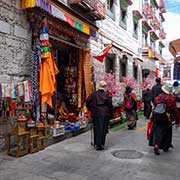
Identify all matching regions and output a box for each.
[50,38,80,124]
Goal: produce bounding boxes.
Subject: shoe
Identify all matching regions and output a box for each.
[170,144,174,148]
[154,146,160,155]
[95,146,104,151]
[163,148,169,152]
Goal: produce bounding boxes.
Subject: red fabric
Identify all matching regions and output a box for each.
[64,14,74,27]
[155,66,158,77]
[93,44,112,62]
[154,93,180,125]
[147,120,153,140]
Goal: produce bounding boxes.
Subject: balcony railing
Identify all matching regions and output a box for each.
[69,0,106,20]
[159,0,166,13]
[159,28,166,39]
[150,15,160,30]
[142,2,153,19]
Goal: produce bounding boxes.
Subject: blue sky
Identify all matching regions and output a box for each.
[164,0,180,13]
[162,0,180,59]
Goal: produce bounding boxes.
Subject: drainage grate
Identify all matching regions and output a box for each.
[111,150,143,159]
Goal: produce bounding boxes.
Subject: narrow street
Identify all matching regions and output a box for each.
[1,119,180,180]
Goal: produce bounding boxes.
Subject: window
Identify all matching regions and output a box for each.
[107,0,115,19]
[119,55,127,81]
[142,33,148,46]
[105,54,115,73]
[133,20,138,39]
[133,63,138,79]
[150,39,155,49]
[159,46,162,56]
[120,7,127,29]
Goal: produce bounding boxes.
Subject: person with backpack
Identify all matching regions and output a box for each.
[149,84,180,155]
[124,86,138,130]
[86,80,113,151]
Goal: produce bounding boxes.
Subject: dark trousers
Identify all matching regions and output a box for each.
[144,102,152,119]
[92,116,109,147]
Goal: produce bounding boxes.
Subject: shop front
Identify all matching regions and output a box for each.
[6,0,97,157]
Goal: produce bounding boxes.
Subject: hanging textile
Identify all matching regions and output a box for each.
[77,49,83,108]
[39,52,59,107]
[93,44,112,63]
[21,0,36,9]
[31,36,41,120]
[83,49,93,98]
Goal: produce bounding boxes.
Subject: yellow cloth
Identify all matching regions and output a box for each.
[83,49,93,98]
[40,53,59,107]
[82,24,90,35]
[21,0,36,9]
[77,49,83,108]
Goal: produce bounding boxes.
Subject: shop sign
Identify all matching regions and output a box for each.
[57,0,68,6]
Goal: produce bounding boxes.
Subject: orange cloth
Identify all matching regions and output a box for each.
[40,53,59,107]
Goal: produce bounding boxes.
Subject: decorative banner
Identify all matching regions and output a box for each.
[82,24,90,35]
[0,80,32,99]
[21,0,95,36]
[65,13,74,27]
[93,44,112,63]
[83,49,93,98]
[77,49,83,108]
[21,0,36,9]
[74,20,83,31]
[51,5,66,21]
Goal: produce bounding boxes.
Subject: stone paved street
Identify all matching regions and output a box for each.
[1,119,180,180]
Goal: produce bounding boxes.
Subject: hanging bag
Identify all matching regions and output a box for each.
[147,120,153,140]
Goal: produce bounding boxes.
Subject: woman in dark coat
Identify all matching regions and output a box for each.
[149,84,180,155]
[142,84,152,119]
[86,81,113,151]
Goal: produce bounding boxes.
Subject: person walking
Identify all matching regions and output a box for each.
[149,84,180,155]
[124,86,138,130]
[172,81,180,125]
[142,84,152,119]
[152,77,162,103]
[86,81,113,151]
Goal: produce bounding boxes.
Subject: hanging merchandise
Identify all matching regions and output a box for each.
[0,80,32,118]
[39,18,59,108]
[40,18,50,59]
[31,34,41,121]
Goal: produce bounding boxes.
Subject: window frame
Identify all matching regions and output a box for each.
[107,0,115,20]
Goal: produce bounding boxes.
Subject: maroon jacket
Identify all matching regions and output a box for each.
[86,90,113,117]
[154,93,180,124]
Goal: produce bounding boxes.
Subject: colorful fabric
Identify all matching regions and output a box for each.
[82,24,90,35]
[21,0,36,9]
[93,44,112,63]
[39,52,59,107]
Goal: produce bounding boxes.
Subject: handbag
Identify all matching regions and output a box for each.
[147,120,153,140]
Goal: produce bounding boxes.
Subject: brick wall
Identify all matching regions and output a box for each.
[0,0,31,83]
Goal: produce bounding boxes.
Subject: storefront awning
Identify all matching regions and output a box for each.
[133,10,143,22]
[21,0,97,37]
[142,20,152,34]
[120,0,132,9]
[150,0,158,9]
[150,31,159,41]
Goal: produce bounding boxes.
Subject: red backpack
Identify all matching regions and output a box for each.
[125,93,134,110]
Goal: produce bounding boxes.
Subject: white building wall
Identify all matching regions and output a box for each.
[89,0,143,93]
